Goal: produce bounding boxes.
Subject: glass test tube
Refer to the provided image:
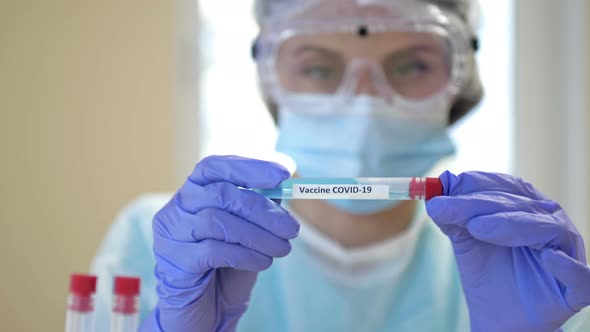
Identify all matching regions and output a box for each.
[256,177,443,200]
[65,274,97,332]
[110,276,141,332]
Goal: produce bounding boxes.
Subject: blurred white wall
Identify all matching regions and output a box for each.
[514,0,589,251]
[176,0,202,183]
[197,0,277,161]
[450,0,513,174]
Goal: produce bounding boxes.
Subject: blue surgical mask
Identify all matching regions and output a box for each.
[275,94,455,215]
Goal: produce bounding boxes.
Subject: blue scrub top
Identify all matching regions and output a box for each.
[91,194,590,331]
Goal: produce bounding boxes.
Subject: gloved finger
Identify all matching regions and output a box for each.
[542,249,590,311]
[155,207,292,258]
[426,192,558,229]
[465,211,573,251]
[154,256,210,290]
[439,170,547,200]
[189,155,290,188]
[176,182,300,240]
[154,238,273,274]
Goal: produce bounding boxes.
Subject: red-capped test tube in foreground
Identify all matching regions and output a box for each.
[111,276,141,332]
[66,274,97,332]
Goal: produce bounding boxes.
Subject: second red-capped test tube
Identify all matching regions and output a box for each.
[111,276,141,332]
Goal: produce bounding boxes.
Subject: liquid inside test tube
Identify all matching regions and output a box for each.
[255,177,442,200]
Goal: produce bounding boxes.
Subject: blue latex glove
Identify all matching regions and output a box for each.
[141,156,300,331]
[426,171,590,332]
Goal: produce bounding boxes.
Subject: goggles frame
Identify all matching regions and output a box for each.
[254,2,473,116]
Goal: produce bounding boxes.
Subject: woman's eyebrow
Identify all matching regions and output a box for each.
[291,45,341,58]
[384,44,444,60]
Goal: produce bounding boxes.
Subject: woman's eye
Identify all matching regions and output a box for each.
[391,61,431,78]
[301,65,338,81]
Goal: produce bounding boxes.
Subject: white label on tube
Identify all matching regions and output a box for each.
[292,184,389,200]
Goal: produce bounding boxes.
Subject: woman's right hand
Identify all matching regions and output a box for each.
[141,155,300,332]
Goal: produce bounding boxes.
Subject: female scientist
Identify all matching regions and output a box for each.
[92,0,590,331]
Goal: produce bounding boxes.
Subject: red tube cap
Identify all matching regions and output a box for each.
[114,276,141,296]
[69,274,97,297]
[425,177,443,200]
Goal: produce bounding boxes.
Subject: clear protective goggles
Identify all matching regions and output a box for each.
[254,0,474,115]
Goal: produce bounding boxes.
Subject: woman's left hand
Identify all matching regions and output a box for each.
[427,171,590,332]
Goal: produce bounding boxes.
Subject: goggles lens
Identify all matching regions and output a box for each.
[275,30,453,101]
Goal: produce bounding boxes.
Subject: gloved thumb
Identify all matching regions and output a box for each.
[542,248,590,312]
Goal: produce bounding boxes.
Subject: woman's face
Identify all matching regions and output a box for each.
[275,30,452,100]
